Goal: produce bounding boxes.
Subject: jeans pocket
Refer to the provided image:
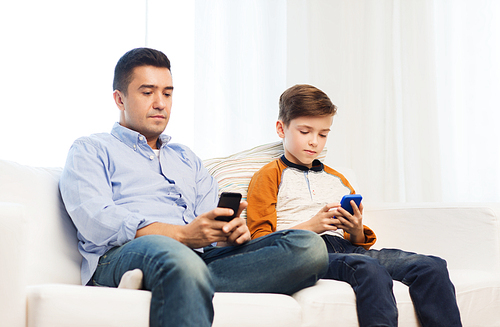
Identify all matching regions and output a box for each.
[322,234,345,253]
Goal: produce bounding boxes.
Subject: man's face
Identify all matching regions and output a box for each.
[277,115,333,168]
[114,65,173,148]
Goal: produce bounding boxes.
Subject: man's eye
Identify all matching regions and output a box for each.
[300,131,308,134]
[164,93,171,97]
[143,92,152,95]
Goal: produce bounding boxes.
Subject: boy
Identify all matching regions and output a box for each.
[246,84,462,327]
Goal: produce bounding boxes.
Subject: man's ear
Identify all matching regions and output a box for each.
[276,120,285,138]
[113,90,125,111]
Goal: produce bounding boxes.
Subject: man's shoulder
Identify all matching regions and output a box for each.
[71,133,116,150]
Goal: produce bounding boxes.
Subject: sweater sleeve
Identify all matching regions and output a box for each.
[246,161,282,239]
[345,225,377,250]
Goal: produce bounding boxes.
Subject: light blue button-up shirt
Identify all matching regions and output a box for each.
[59,123,219,285]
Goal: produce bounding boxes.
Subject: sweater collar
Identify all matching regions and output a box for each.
[280,155,324,172]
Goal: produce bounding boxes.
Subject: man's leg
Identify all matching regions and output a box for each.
[358,247,462,327]
[322,235,398,327]
[92,235,214,327]
[200,229,328,295]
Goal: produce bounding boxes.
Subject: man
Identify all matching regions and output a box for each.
[59,48,328,327]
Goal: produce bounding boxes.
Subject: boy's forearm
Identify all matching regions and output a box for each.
[348,230,366,244]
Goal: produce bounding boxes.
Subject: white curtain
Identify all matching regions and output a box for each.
[286,0,500,203]
[1,0,498,203]
[192,0,287,159]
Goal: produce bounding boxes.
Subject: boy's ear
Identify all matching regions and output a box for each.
[276,120,285,138]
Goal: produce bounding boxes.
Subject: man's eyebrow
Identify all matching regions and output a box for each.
[138,85,174,90]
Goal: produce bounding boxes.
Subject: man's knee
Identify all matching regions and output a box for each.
[131,235,213,290]
[280,229,328,271]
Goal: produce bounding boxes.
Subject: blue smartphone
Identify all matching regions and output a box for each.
[340,194,362,215]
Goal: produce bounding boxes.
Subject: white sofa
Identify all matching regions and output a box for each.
[1,142,500,327]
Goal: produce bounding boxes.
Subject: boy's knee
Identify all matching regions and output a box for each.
[350,255,393,285]
[419,255,449,276]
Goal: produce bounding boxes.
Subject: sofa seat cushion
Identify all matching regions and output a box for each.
[292,279,419,327]
[450,270,500,327]
[27,284,302,327]
[293,269,500,327]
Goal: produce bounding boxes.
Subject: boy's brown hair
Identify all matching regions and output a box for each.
[278,84,337,126]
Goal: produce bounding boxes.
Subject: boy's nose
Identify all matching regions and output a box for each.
[309,136,318,146]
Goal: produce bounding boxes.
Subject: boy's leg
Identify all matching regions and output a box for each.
[359,248,462,327]
[200,229,328,295]
[322,235,398,327]
[91,235,214,327]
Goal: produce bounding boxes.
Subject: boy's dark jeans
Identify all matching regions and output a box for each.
[322,234,462,327]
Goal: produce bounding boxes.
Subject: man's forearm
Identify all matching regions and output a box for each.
[136,222,183,241]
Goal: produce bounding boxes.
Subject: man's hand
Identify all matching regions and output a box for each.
[216,201,251,246]
[135,201,250,248]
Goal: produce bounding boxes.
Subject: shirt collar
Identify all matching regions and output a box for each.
[280,155,324,172]
[110,122,172,150]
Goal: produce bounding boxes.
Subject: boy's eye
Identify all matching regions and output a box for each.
[319,134,327,138]
[300,131,308,134]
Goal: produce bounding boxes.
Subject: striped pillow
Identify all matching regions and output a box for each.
[203,141,327,218]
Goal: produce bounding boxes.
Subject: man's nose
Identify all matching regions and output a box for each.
[153,93,165,110]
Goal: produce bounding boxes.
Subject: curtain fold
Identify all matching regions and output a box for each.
[285,0,500,202]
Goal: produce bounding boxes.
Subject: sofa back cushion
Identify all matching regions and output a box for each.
[0,159,81,285]
[203,141,327,218]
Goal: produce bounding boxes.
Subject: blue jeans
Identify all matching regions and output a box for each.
[91,230,328,327]
[322,235,462,327]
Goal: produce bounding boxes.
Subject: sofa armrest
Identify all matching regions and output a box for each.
[363,202,500,271]
[0,203,27,327]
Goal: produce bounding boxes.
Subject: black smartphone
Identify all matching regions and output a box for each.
[340,194,362,215]
[215,192,242,222]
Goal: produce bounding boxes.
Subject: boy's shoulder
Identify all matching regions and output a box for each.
[250,158,287,188]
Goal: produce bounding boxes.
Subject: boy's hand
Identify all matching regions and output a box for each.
[294,203,342,234]
[331,201,365,243]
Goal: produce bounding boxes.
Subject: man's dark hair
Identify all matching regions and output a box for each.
[278,84,337,127]
[113,47,171,94]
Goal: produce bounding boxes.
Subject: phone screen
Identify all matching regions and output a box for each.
[215,192,242,221]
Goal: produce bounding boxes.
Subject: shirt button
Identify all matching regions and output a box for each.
[139,136,144,141]
[149,155,154,160]
[133,145,137,150]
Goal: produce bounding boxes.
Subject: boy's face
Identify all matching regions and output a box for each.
[277,115,333,168]
[113,65,173,148]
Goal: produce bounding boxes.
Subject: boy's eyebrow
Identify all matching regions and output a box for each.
[297,124,331,132]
